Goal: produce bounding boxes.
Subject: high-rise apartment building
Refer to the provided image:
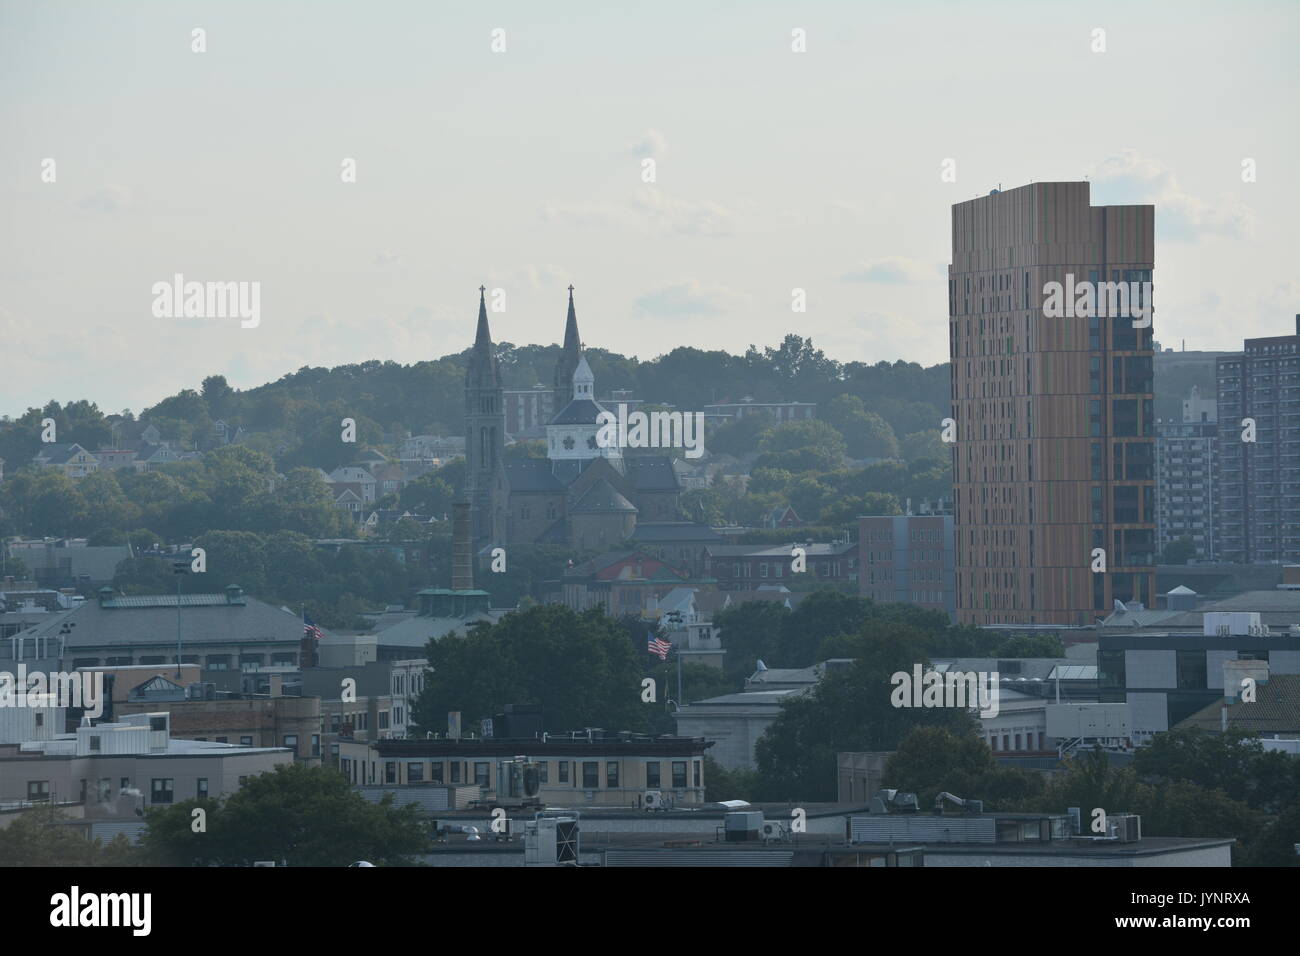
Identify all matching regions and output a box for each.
[1156,387,1217,561]
[949,182,1156,625]
[1215,316,1300,564]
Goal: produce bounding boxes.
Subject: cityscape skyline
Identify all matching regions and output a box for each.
[3,0,1297,413]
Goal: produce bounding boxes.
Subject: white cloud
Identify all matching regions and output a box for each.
[628,128,668,159]
[75,185,132,214]
[541,187,736,238]
[632,280,742,317]
[840,256,935,284]
[1090,149,1256,241]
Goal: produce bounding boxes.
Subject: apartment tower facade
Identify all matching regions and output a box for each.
[1215,316,1300,563]
[949,182,1156,625]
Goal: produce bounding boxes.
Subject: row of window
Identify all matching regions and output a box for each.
[347,758,698,790]
[67,653,298,670]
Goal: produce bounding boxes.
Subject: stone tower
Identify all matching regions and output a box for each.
[464,286,504,552]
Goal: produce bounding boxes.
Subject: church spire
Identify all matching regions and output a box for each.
[563,284,580,351]
[552,285,583,424]
[475,285,491,348]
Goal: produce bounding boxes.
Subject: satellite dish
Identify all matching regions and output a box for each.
[348,861,375,867]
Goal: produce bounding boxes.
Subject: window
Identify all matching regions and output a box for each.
[1176,650,1208,690]
[311,735,321,757]
[582,761,599,789]
[330,713,341,732]
[450,762,461,783]
[646,761,661,788]
[89,735,101,752]
[694,761,701,788]
[197,778,208,799]
[474,762,490,786]
[149,716,167,732]
[283,734,298,751]
[240,736,253,746]
[120,777,130,791]
[606,761,619,788]
[385,762,397,784]
[558,760,570,784]
[151,778,174,805]
[539,762,549,784]
[671,762,687,789]
[430,762,444,783]
[407,762,424,783]
[27,781,50,803]
[216,737,228,744]
[378,712,390,730]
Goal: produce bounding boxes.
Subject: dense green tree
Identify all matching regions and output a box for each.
[138,764,429,866]
[825,394,899,460]
[0,806,130,866]
[413,605,650,734]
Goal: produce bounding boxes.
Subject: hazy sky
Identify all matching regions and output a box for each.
[2,0,1297,416]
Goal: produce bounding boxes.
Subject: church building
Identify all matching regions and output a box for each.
[462,287,684,558]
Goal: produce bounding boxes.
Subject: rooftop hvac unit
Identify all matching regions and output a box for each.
[724,810,764,842]
[1112,814,1142,843]
[761,821,788,843]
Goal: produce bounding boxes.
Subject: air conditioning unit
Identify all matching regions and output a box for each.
[1111,813,1142,843]
[761,821,787,843]
[643,790,665,810]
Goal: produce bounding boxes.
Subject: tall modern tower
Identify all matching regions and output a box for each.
[464,286,504,553]
[949,182,1156,626]
[1215,316,1300,563]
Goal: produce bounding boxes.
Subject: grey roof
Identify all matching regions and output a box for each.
[571,479,637,514]
[625,456,680,492]
[37,443,93,465]
[14,591,317,651]
[1178,674,1300,734]
[1158,589,1300,629]
[706,542,856,558]
[549,398,609,426]
[680,689,803,707]
[503,459,566,493]
[370,610,505,649]
[630,522,723,543]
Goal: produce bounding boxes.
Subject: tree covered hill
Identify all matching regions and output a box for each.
[0,335,951,471]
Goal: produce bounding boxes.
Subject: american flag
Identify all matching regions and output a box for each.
[647,633,672,660]
[304,614,323,642]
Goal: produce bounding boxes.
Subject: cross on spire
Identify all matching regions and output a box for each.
[568,284,575,295]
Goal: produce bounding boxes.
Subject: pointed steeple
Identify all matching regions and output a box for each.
[563,284,580,350]
[474,285,492,348]
[467,285,501,390]
[553,285,583,422]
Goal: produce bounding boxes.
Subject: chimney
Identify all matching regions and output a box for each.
[452,501,473,591]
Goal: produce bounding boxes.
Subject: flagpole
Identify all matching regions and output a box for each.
[676,645,682,706]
